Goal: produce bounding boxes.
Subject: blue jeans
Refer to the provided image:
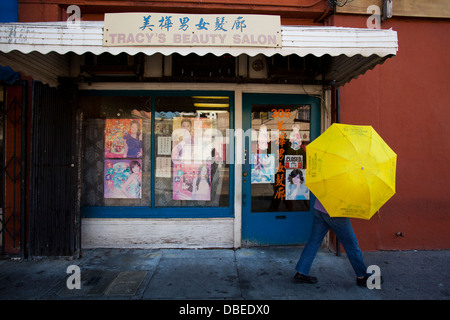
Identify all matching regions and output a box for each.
[295,209,368,277]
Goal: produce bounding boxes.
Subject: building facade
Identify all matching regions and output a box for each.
[2,0,443,257]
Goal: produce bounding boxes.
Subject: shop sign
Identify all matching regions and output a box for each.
[103,13,281,47]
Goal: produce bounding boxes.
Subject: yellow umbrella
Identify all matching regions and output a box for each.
[305,123,397,220]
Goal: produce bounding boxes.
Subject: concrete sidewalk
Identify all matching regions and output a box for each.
[0,246,449,300]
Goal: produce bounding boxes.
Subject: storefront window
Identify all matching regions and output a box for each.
[154,96,230,207]
[80,95,152,207]
[80,92,232,216]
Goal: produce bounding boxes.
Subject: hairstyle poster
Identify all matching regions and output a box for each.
[104,159,142,199]
[251,153,275,184]
[105,119,143,159]
[173,162,211,201]
[285,168,309,200]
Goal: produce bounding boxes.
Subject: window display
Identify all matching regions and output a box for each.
[154,96,230,207]
[80,93,232,215]
[80,95,151,207]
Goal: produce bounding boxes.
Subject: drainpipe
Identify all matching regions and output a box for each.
[336,87,340,124]
[20,80,28,259]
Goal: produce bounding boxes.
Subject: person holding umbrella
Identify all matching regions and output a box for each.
[293,198,370,287]
[293,123,396,287]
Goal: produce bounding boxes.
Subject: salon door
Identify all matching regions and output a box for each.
[242,93,321,245]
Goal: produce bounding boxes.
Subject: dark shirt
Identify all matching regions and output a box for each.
[124,133,142,158]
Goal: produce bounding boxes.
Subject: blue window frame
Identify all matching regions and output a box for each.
[79,90,234,218]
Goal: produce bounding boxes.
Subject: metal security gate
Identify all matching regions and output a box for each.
[29,81,81,257]
[0,81,28,257]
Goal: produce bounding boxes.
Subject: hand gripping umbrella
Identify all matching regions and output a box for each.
[305,123,397,220]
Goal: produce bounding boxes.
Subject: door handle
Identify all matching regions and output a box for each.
[243,172,248,177]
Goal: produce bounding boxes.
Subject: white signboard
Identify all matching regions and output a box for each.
[103,13,281,47]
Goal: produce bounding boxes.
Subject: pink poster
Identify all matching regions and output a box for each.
[105,119,143,158]
[173,162,211,201]
[104,159,142,198]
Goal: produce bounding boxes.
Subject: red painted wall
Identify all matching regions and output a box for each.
[332,14,450,250]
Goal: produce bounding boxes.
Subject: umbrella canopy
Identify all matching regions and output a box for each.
[305,123,397,220]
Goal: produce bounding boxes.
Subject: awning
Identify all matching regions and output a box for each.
[0,21,398,87]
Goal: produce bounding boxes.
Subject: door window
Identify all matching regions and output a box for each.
[250,104,311,212]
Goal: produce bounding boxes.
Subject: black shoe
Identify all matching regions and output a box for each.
[357,275,384,287]
[294,272,318,284]
[356,276,369,287]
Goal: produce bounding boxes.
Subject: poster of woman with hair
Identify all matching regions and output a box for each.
[173,162,211,201]
[285,168,309,200]
[105,119,143,159]
[104,159,142,198]
[251,153,275,184]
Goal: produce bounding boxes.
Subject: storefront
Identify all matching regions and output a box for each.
[0,14,397,254]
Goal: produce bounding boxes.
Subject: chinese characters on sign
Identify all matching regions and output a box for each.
[274,116,287,200]
[103,13,281,47]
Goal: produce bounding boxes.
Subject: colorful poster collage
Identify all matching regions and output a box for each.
[104,119,143,199]
[250,110,310,201]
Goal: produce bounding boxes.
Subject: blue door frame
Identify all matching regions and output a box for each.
[241,93,321,245]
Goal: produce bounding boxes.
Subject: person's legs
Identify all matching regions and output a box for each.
[295,210,330,276]
[324,215,368,278]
